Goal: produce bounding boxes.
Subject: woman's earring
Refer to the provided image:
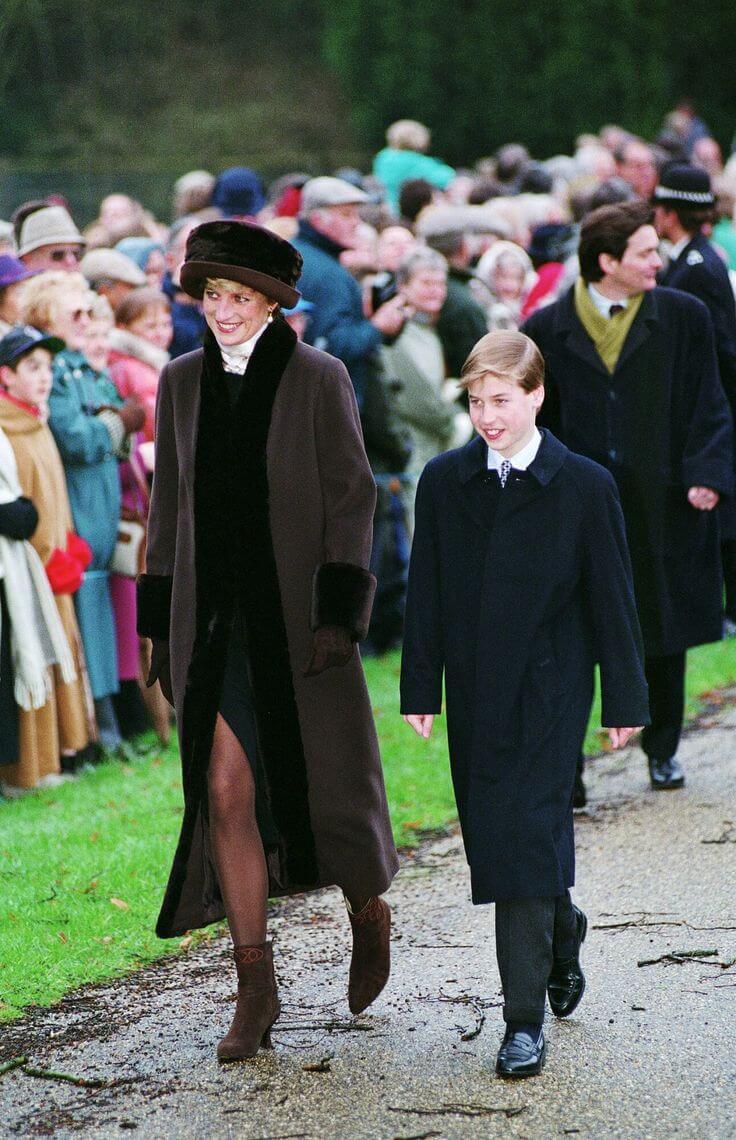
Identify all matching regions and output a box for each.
[267,308,275,323]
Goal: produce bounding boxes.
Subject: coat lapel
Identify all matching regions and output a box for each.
[614,290,659,375]
[553,289,609,376]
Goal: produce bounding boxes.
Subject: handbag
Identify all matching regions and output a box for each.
[110,447,149,578]
[111,517,146,578]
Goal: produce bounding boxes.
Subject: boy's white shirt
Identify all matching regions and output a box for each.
[486,426,542,472]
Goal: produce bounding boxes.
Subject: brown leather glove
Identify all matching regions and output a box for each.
[303,625,354,677]
[147,637,173,705]
[116,398,146,434]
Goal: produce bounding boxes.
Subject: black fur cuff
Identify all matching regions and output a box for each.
[310,562,376,641]
[137,573,173,641]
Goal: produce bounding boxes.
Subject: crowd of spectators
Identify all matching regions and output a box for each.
[1,105,736,795]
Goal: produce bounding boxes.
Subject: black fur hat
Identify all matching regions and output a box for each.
[179,220,302,308]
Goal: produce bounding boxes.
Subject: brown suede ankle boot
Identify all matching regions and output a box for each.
[347,897,391,1015]
[217,941,280,1062]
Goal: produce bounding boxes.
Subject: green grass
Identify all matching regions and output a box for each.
[2,642,735,1022]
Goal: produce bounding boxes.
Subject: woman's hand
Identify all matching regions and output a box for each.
[688,486,719,511]
[403,714,435,739]
[608,726,642,749]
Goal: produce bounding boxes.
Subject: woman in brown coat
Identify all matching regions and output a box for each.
[137,221,398,1062]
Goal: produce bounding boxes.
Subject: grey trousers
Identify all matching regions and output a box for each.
[495,892,578,1023]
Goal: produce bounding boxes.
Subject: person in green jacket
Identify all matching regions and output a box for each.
[373,119,456,216]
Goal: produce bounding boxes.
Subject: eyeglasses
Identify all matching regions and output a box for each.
[49,247,83,263]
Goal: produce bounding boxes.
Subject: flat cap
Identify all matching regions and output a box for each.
[300,176,369,214]
[80,248,147,286]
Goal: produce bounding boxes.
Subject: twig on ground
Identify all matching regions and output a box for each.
[459,1002,486,1042]
[274,1020,374,1033]
[637,948,720,967]
[701,823,736,844]
[0,1056,27,1077]
[301,1055,332,1073]
[388,1103,526,1119]
[21,1065,109,1088]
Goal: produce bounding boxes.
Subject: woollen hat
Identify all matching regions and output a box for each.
[115,237,165,273]
[0,255,37,290]
[179,220,302,309]
[212,167,266,218]
[80,248,147,287]
[653,163,715,207]
[17,206,86,258]
[0,324,65,367]
[300,176,369,214]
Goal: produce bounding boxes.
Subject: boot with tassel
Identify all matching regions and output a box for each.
[346,896,391,1015]
[217,941,280,1062]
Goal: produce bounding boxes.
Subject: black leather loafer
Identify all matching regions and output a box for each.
[495,1027,546,1078]
[648,755,685,790]
[548,905,587,1017]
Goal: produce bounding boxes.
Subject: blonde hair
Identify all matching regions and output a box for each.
[459,330,545,393]
[19,271,91,334]
[386,119,431,152]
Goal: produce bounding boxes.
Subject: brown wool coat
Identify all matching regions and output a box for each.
[138,320,399,938]
[0,397,91,788]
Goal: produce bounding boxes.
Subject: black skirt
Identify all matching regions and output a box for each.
[0,583,19,766]
[219,604,279,845]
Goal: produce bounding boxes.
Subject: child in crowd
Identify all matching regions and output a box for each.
[400,330,649,1078]
[0,326,93,792]
[109,286,172,444]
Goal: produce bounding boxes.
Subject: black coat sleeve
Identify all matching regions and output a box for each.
[581,467,650,728]
[0,496,39,540]
[400,465,444,714]
[680,300,734,496]
[686,263,736,407]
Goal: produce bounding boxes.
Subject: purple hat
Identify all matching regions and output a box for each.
[0,255,36,291]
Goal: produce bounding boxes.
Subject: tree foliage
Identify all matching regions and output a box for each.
[320,0,736,160]
[0,0,734,182]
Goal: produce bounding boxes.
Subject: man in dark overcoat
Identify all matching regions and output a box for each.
[653,163,736,628]
[401,330,649,1078]
[524,200,733,793]
[137,221,398,1060]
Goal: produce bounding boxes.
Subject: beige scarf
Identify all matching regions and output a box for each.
[574,278,644,374]
[0,428,76,709]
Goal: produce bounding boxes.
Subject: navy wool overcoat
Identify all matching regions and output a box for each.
[400,430,650,904]
[524,286,734,656]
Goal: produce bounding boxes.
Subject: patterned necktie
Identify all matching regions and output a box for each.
[499,459,512,488]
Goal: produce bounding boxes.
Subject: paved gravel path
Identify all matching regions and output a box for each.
[2,704,735,1138]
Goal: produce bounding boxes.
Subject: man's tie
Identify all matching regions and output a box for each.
[499,459,512,488]
[609,303,624,317]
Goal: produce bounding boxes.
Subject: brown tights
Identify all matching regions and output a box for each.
[207,713,268,946]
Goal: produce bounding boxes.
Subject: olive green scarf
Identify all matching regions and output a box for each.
[574,278,644,374]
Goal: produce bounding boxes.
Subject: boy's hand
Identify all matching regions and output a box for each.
[688,486,719,511]
[403,714,435,739]
[608,726,642,749]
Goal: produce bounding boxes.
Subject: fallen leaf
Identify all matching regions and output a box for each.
[109,897,129,911]
[179,936,193,951]
[58,932,68,944]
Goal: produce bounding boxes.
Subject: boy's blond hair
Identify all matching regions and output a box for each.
[459,329,545,394]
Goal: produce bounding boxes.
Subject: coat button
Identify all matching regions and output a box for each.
[608,389,616,401]
[608,448,618,460]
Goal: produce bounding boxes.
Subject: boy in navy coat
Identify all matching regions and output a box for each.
[401,330,649,1078]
